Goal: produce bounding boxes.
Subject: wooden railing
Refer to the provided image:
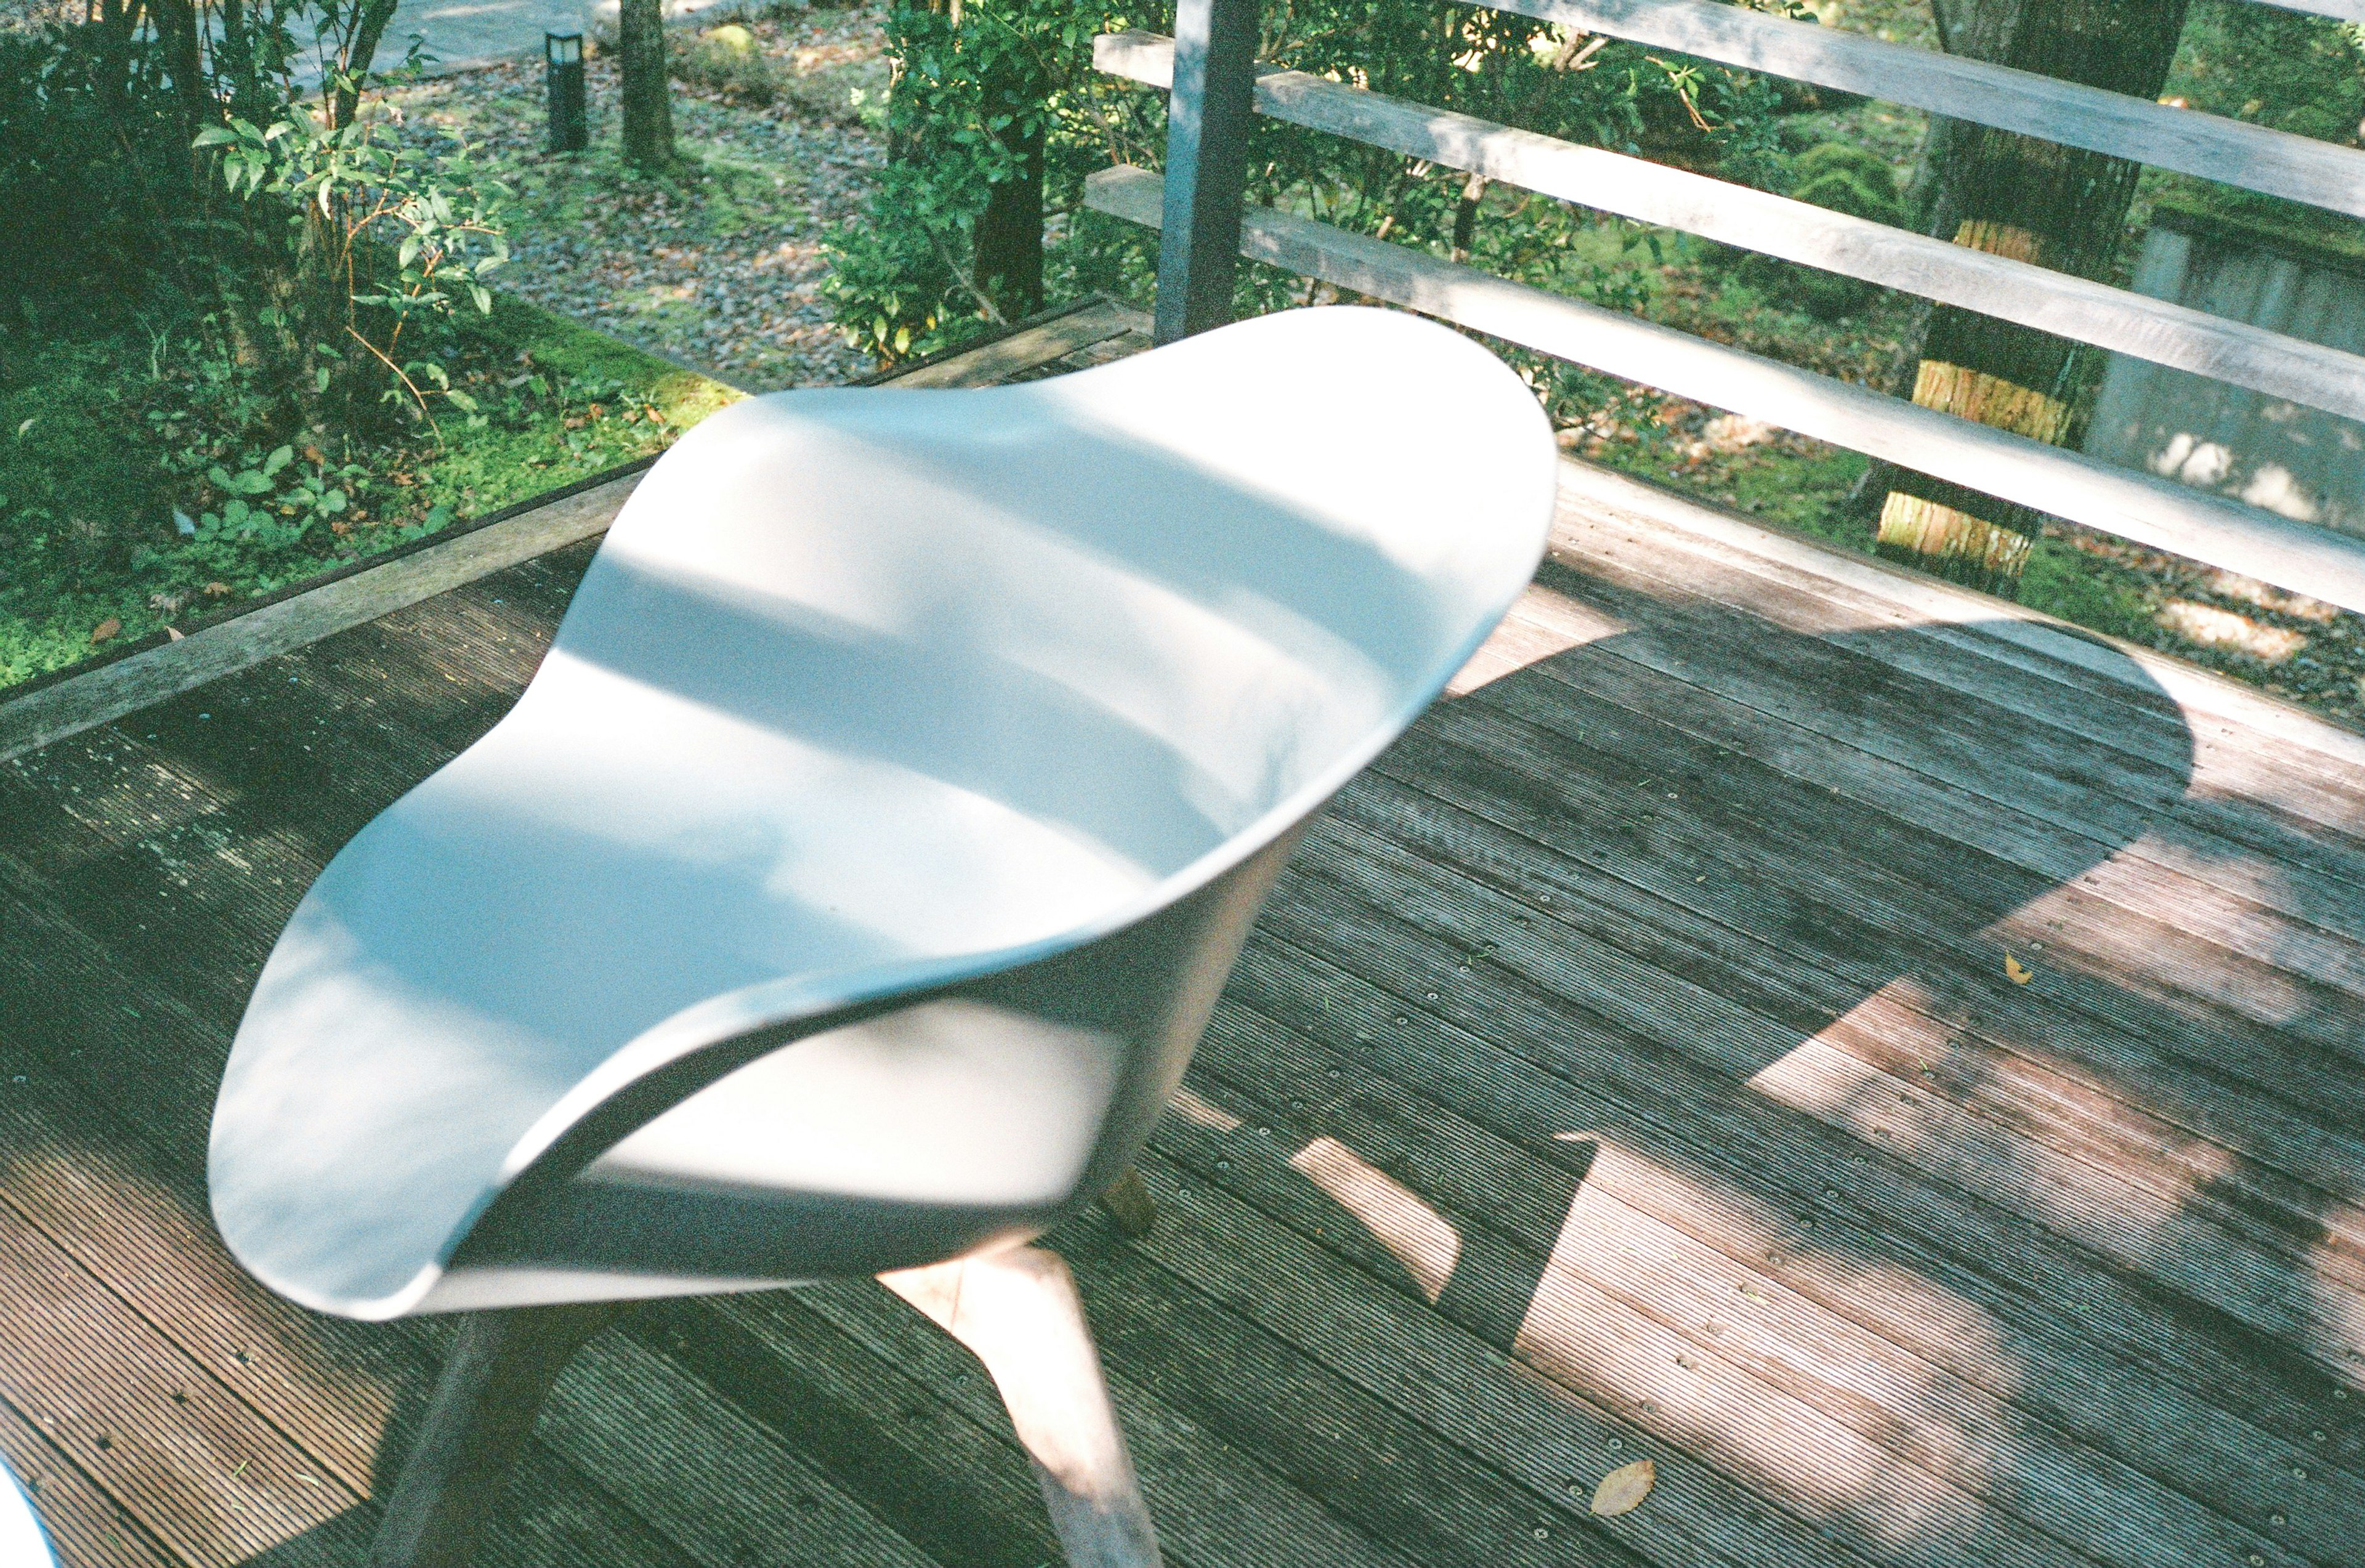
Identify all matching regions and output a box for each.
[1091,0,2365,615]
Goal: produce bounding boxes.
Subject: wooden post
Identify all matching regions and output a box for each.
[368,1303,624,1568]
[1153,0,1258,343]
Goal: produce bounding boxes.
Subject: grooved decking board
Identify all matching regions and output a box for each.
[3,389,2365,1568]
[1328,765,2365,1301]
[1176,993,2365,1567]
[1418,637,2365,1169]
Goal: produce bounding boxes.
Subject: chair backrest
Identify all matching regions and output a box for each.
[548,304,1551,878]
[211,307,1556,1318]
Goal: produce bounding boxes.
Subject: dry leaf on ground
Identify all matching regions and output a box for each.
[1591,1458,1656,1516]
[2005,954,2034,985]
[89,618,119,645]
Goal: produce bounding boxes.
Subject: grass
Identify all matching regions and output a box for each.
[0,294,737,689]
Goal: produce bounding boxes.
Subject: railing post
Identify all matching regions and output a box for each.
[1154,0,1258,342]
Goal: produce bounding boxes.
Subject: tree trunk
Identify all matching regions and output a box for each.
[618,0,676,169]
[147,0,212,159]
[972,113,1046,320]
[330,0,403,132]
[1871,0,2192,596]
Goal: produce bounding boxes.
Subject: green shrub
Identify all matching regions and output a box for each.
[825,0,1787,368]
[2169,0,2364,143]
[1786,141,1907,226]
[1737,138,1905,320]
[0,0,517,597]
[0,20,193,318]
[2143,2,2365,261]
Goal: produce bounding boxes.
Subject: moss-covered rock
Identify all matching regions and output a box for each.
[677,23,781,104]
[1736,140,1908,320]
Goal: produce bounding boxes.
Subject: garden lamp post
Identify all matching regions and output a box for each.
[546,32,588,153]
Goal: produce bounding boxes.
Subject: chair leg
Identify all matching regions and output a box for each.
[1097,1166,1159,1240]
[368,1302,624,1568]
[883,1247,1162,1568]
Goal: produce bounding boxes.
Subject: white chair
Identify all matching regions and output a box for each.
[208,305,1556,1567]
[0,1454,57,1568]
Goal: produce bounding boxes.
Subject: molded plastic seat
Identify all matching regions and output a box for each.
[0,1456,57,1568]
[208,305,1556,1324]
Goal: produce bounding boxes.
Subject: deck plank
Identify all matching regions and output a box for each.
[1183,993,2365,1567]
[778,1280,1426,1568]
[1224,933,2357,1566]
[1266,822,2365,1392]
[3,426,2365,1568]
[0,1389,177,1568]
[1421,658,2365,1169]
[1330,767,2365,1298]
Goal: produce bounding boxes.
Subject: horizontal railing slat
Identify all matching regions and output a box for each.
[1084,164,2365,618]
[1458,0,2365,220]
[1098,31,2365,425]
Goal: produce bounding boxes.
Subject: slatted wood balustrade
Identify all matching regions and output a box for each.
[1106,0,2365,612]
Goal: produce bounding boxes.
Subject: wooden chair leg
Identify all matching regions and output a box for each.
[1097,1166,1158,1239]
[368,1302,623,1568]
[883,1247,1162,1568]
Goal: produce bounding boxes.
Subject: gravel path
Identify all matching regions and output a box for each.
[384,4,886,390]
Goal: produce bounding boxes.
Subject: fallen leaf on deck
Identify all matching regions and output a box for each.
[1591,1458,1656,1516]
[89,618,120,645]
[2005,955,2033,986]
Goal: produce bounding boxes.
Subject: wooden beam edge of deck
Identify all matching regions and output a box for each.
[0,299,1150,767]
[1550,459,2365,777]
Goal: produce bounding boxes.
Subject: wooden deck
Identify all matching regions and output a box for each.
[3,315,2365,1567]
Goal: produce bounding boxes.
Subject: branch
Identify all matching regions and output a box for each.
[346,323,441,436]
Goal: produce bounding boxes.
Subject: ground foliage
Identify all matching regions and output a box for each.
[0,0,737,687]
[0,298,732,685]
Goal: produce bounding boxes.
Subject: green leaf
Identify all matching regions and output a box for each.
[262,445,293,477]
[444,388,479,413]
[321,488,348,514]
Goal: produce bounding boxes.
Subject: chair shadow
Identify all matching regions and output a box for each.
[1217,605,2365,1561]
